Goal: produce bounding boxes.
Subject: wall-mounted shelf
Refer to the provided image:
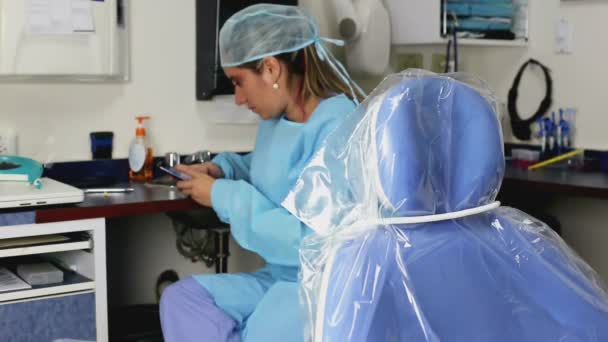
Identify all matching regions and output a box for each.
[394,38,528,48]
[385,0,529,48]
[0,218,107,341]
[438,38,528,47]
[0,239,92,258]
[0,272,94,303]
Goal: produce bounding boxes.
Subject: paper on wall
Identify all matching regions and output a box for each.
[71,0,95,32]
[25,0,95,35]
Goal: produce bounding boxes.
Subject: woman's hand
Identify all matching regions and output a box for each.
[175,162,224,179]
[176,170,216,207]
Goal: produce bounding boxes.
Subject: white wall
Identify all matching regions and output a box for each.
[549,196,608,282]
[383,0,608,280]
[0,0,258,162]
[266,0,608,153]
[0,0,346,304]
[107,215,263,305]
[2,0,608,292]
[459,0,608,282]
[310,0,608,149]
[461,0,608,149]
[308,0,608,282]
[0,0,263,304]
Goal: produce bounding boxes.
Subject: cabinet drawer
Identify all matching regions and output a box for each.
[0,292,96,341]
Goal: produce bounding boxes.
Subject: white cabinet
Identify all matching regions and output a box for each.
[386,1,444,45]
[385,0,528,47]
[0,218,108,342]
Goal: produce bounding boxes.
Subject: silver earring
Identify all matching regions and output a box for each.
[273,83,279,90]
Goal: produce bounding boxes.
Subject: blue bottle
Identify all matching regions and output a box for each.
[545,116,555,158]
[559,109,571,150]
[537,118,546,159]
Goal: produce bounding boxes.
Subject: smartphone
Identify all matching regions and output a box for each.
[159,165,192,181]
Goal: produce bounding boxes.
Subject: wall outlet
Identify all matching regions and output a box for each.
[555,18,573,54]
[0,128,17,155]
[396,53,423,72]
[431,53,447,73]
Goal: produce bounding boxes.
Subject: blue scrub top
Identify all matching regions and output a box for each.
[211,94,356,266]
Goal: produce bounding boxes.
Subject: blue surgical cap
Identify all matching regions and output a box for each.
[219,4,364,103]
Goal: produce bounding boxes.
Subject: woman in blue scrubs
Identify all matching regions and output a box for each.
[160,4,364,342]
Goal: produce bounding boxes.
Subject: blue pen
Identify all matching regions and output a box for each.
[556,110,563,154]
[537,118,546,157]
[559,109,570,149]
[562,125,570,150]
[546,116,555,157]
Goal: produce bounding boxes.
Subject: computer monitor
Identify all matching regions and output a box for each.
[195,0,298,100]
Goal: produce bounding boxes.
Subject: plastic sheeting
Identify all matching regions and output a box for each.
[283,69,608,341]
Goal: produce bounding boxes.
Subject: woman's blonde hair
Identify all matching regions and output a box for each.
[241,44,364,103]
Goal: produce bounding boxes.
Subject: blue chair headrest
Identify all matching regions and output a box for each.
[373,76,504,216]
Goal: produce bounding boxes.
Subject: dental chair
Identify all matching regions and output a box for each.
[283,72,608,341]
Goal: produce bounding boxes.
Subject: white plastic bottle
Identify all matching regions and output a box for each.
[128,116,153,182]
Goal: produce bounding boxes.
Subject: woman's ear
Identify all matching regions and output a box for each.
[261,56,282,86]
